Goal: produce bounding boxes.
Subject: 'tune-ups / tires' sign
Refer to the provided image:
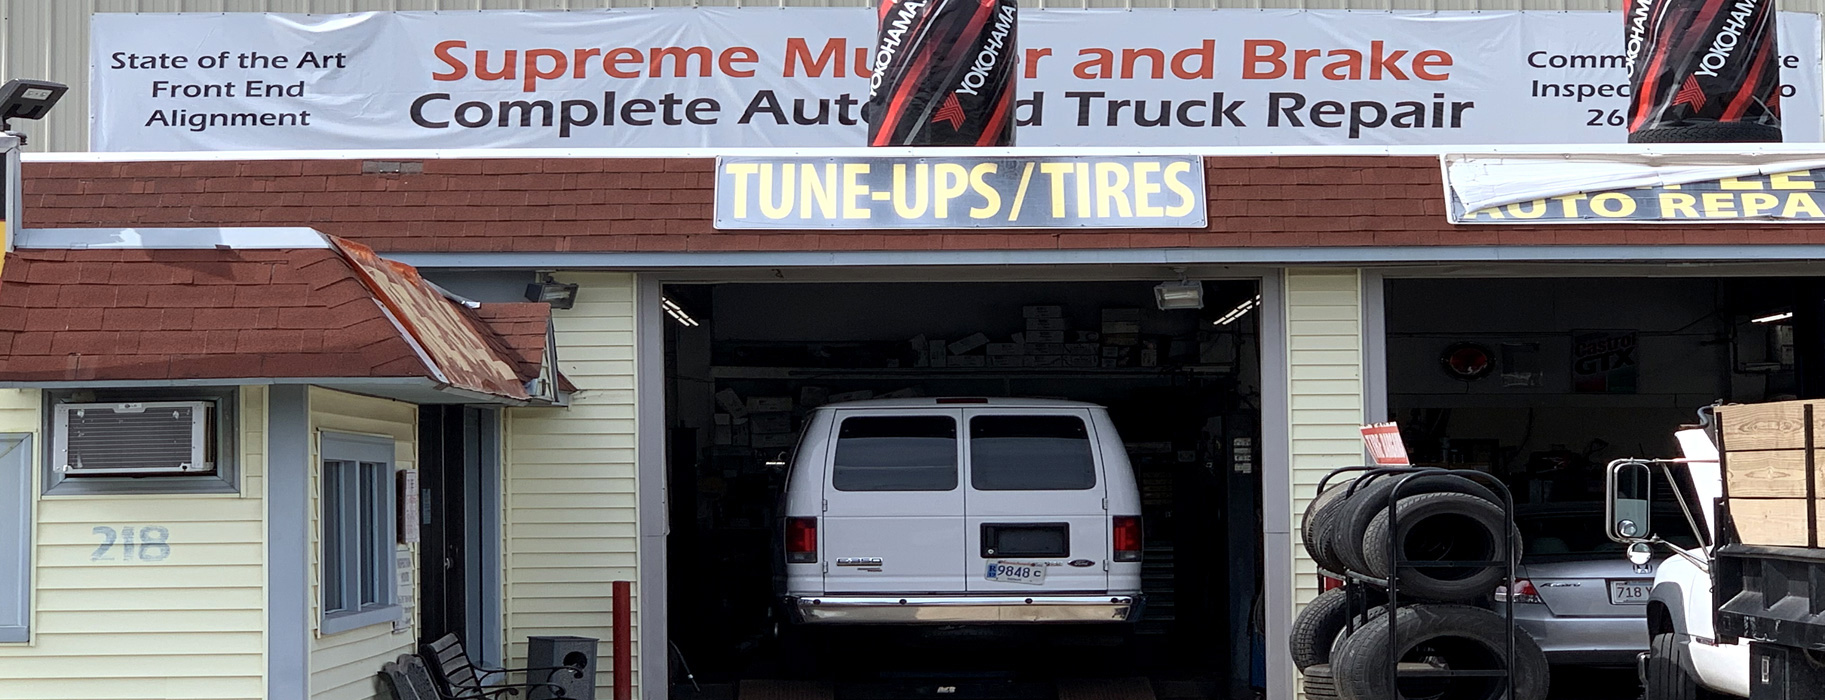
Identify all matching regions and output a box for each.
[713,156,1207,229]
[89,9,1823,151]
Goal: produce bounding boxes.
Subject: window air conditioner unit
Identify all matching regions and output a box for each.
[54,401,210,475]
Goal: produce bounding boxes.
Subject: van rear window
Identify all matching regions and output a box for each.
[832,416,958,492]
[969,415,1097,491]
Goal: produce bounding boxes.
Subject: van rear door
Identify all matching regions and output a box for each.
[820,409,968,594]
[963,409,1109,593]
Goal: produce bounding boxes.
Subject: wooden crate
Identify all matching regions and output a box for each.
[1719,401,1825,546]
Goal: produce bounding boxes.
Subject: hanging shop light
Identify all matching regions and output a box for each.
[1213,294,1263,326]
[1154,280,1204,310]
[662,296,700,327]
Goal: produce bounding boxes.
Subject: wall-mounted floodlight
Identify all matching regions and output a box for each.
[525,275,579,310]
[0,79,69,133]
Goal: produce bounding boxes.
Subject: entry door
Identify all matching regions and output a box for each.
[820,409,968,594]
[963,409,1110,593]
[418,406,502,665]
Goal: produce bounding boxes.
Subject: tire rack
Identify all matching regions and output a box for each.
[1313,466,1520,700]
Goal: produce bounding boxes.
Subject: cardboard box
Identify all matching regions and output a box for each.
[1011,332,1025,345]
[986,343,1023,356]
[800,386,831,408]
[713,413,733,426]
[1027,355,1066,368]
[828,390,875,403]
[949,333,991,355]
[714,388,748,418]
[1072,331,1101,343]
[752,433,796,448]
[949,355,988,367]
[1066,356,1098,368]
[1101,308,1142,335]
[930,340,948,368]
[712,425,734,445]
[1103,334,1140,347]
[1027,343,1066,355]
[1026,331,1066,344]
[1139,339,1160,367]
[1025,318,1068,331]
[747,396,793,413]
[1102,321,1142,334]
[990,356,1023,368]
[750,413,793,434]
[1101,358,1119,369]
[1066,343,1100,356]
[911,334,929,367]
[1023,305,1064,319]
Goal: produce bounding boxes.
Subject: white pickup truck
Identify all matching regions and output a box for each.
[1604,425,1751,699]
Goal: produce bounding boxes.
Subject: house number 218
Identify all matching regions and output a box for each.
[92,525,171,561]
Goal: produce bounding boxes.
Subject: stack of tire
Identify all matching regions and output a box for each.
[1291,472,1549,700]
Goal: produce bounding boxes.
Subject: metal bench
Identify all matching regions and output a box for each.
[420,633,584,700]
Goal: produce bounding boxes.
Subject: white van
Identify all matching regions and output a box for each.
[780,397,1144,625]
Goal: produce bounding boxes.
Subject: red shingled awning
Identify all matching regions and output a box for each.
[0,234,564,405]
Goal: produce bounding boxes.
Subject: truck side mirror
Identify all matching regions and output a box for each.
[1607,460,1654,543]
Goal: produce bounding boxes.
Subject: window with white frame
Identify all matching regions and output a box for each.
[319,432,399,635]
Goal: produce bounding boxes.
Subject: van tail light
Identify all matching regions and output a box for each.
[1494,579,1542,604]
[786,517,818,564]
[1113,516,1142,562]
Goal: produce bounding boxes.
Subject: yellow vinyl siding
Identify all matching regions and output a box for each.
[0,386,268,700]
[307,387,419,700]
[1284,269,1367,611]
[505,272,640,698]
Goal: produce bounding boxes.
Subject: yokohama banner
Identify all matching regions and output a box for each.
[89,9,1823,151]
[1625,0,1783,142]
[866,0,1018,146]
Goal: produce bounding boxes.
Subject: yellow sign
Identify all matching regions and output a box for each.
[1452,169,1825,224]
[714,155,1207,229]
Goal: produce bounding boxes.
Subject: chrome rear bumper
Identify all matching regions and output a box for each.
[790,595,1141,624]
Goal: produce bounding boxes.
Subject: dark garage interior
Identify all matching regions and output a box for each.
[659,279,1265,700]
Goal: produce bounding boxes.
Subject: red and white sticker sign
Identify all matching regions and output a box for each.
[1361,422,1410,466]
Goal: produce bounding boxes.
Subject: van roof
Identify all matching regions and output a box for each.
[818,397,1105,409]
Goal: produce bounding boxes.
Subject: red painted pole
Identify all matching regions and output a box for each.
[612,580,633,700]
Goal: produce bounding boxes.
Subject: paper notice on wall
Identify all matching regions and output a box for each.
[88,9,1823,150]
[1361,423,1411,466]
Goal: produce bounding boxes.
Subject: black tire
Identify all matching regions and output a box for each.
[1645,633,1699,700]
[1362,492,1511,603]
[1304,664,1340,699]
[1333,472,1499,577]
[1304,480,1357,575]
[1333,604,1548,700]
[1629,122,1782,144]
[1291,587,1387,672]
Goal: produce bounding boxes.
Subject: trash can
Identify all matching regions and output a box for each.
[528,635,598,700]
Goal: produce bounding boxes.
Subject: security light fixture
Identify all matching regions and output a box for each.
[1753,311,1795,324]
[1154,280,1204,310]
[524,275,579,310]
[0,79,68,133]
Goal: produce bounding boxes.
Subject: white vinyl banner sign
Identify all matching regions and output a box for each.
[90,9,1823,150]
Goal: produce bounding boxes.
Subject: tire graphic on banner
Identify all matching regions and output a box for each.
[865,0,1018,146]
[1625,0,1783,142]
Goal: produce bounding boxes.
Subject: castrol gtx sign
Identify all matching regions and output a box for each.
[89,8,1821,150]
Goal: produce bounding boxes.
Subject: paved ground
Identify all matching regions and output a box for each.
[1547,666,1641,700]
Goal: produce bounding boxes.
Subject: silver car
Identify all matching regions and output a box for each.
[1497,504,1698,666]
